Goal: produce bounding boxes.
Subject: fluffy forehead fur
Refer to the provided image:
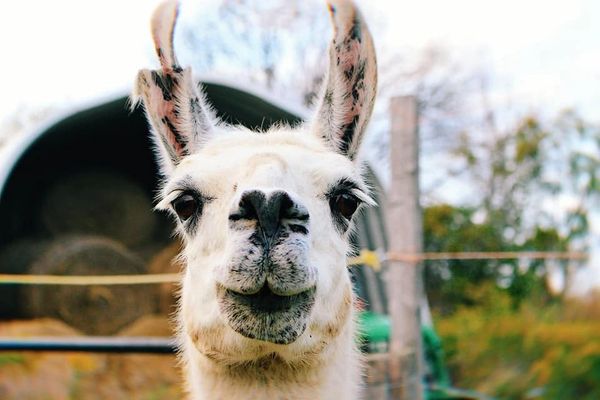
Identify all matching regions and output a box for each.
[158,127,370,209]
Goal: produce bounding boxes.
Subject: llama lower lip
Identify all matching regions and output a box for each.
[217,284,316,344]
[226,285,308,313]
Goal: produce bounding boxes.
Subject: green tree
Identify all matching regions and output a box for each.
[424,111,599,311]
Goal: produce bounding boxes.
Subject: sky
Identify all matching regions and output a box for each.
[376,0,600,120]
[1,0,600,125]
[1,0,600,292]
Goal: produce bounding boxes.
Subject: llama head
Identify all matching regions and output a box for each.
[134,0,376,362]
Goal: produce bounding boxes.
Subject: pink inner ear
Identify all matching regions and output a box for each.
[337,38,364,126]
[148,77,185,156]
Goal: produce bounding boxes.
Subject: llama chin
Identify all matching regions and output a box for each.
[133,0,377,398]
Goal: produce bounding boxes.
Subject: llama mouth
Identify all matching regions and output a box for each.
[217,284,316,345]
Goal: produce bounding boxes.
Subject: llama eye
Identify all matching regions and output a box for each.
[172,193,199,221]
[330,193,360,220]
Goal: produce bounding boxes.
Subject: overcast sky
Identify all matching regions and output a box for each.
[383,0,600,118]
[1,0,599,126]
[1,0,599,292]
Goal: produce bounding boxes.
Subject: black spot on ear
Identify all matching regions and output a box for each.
[350,16,362,42]
[161,116,187,155]
[339,115,360,157]
[356,59,366,81]
[324,90,333,105]
[151,70,174,101]
[328,4,336,15]
[344,65,355,80]
[161,116,186,151]
[158,134,178,162]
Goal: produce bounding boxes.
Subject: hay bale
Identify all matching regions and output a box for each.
[118,315,173,337]
[107,315,181,398]
[0,318,183,400]
[147,242,183,315]
[0,317,81,337]
[22,236,157,335]
[0,318,83,400]
[0,240,50,317]
[41,171,156,247]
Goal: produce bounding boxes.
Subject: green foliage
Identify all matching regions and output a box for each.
[425,111,600,397]
[424,204,565,311]
[424,205,504,310]
[436,289,600,399]
[424,112,599,311]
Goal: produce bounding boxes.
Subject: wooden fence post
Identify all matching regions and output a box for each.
[386,95,425,400]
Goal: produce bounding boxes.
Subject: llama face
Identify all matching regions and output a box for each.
[157,129,373,345]
[134,0,376,359]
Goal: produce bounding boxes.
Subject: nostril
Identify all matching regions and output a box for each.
[270,191,309,222]
[240,194,261,220]
[229,190,265,221]
[268,191,311,226]
[270,191,297,222]
[277,192,294,219]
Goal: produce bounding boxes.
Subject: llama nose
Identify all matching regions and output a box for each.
[233,190,307,240]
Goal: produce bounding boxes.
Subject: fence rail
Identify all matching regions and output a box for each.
[386,251,588,262]
[0,250,587,286]
[0,336,177,353]
[0,337,393,359]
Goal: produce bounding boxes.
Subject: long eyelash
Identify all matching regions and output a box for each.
[325,178,374,205]
[156,182,215,211]
[330,178,360,193]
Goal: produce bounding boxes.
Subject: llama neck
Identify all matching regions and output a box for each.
[184,319,362,400]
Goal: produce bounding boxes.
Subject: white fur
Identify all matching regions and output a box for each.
[169,129,363,398]
[135,1,377,398]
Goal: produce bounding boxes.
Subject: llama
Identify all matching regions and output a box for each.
[133,0,377,398]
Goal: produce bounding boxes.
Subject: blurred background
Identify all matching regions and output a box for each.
[1,0,600,399]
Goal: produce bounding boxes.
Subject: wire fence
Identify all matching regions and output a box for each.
[0,248,586,355]
[0,250,587,286]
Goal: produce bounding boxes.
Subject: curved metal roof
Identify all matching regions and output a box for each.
[0,80,306,200]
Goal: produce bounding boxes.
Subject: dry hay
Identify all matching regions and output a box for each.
[0,318,83,400]
[0,318,183,400]
[101,314,181,398]
[22,236,157,335]
[0,239,50,317]
[118,314,174,337]
[147,241,184,315]
[41,171,156,247]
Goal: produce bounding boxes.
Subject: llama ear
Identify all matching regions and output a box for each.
[313,0,377,160]
[133,0,214,175]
